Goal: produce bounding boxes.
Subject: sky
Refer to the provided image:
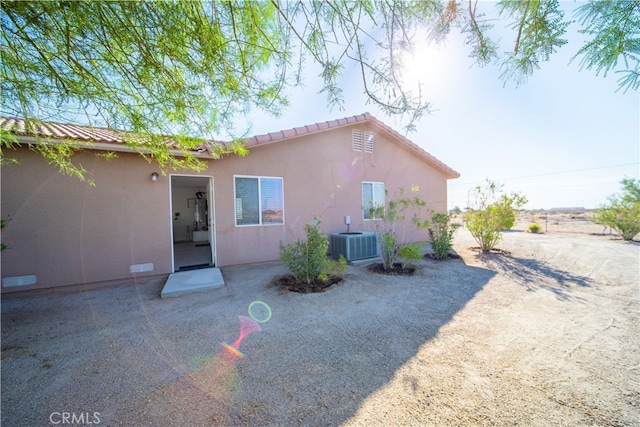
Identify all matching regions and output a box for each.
[237,2,639,211]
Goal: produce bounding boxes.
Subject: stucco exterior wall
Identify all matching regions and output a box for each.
[1,120,455,292]
[1,149,172,291]
[211,122,451,266]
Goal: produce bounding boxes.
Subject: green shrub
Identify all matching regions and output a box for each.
[279,218,346,285]
[593,178,640,241]
[368,187,428,269]
[398,243,422,268]
[428,212,458,259]
[323,254,347,280]
[377,232,399,269]
[527,223,542,233]
[464,180,527,252]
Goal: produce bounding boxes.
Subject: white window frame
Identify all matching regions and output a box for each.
[362,181,385,220]
[234,175,285,227]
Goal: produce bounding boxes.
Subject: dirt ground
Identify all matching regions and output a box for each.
[2,213,639,426]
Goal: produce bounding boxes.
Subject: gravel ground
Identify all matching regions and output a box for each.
[2,217,639,426]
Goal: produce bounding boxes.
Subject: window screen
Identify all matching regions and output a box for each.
[235,176,284,226]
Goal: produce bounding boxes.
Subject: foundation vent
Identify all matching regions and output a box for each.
[130,263,154,274]
[2,275,37,287]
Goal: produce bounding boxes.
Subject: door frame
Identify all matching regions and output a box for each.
[169,174,216,272]
[206,176,216,266]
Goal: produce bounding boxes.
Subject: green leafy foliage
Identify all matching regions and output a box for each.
[2,1,637,181]
[464,180,527,252]
[323,254,348,281]
[30,140,95,185]
[572,1,640,93]
[497,0,569,87]
[593,178,640,241]
[377,232,399,271]
[460,0,499,67]
[0,128,19,166]
[0,0,441,176]
[398,243,422,268]
[368,187,428,270]
[428,212,459,260]
[279,218,346,285]
[527,222,542,233]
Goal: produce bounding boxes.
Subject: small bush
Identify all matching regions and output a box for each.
[527,223,542,233]
[428,212,458,260]
[464,180,527,252]
[368,187,428,270]
[279,218,346,285]
[593,178,640,241]
[398,243,422,268]
[320,254,347,281]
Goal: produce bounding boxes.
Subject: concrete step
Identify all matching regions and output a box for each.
[161,268,224,298]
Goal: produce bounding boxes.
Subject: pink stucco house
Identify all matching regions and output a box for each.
[0,113,459,293]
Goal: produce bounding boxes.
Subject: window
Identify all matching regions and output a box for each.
[235,176,284,226]
[362,182,385,220]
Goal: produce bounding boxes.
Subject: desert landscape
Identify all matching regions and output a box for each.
[2,213,638,426]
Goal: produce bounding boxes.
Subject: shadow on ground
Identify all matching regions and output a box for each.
[477,252,592,300]
[1,259,495,426]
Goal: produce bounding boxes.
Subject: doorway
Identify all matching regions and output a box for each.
[170,175,216,271]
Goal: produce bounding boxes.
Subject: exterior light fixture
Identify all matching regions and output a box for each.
[151,172,159,182]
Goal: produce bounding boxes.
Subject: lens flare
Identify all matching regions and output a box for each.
[221,315,262,357]
[248,301,272,323]
[231,315,261,347]
[221,342,245,358]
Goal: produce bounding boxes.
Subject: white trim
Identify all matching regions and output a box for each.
[234,175,285,227]
[168,178,176,273]
[169,174,217,271]
[207,177,216,267]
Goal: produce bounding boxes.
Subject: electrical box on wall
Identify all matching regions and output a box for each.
[344,216,351,225]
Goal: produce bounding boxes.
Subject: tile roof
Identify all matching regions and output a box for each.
[1,116,125,144]
[1,113,459,178]
[0,116,204,151]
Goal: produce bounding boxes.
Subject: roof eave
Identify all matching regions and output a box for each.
[11,135,217,159]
